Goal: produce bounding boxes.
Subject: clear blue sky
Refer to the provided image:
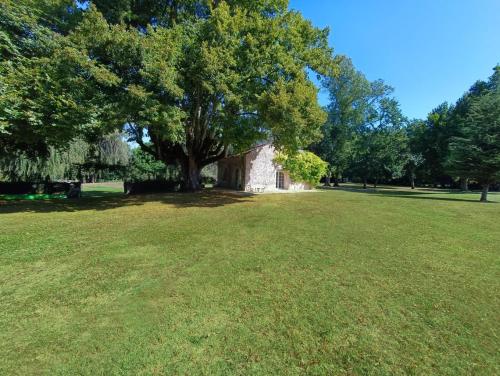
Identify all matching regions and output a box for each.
[289,0,500,119]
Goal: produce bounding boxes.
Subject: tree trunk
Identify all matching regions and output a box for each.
[333,177,340,187]
[460,178,469,191]
[373,178,378,189]
[182,157,202,191]
[410,175,415,189]
[480,184,489,202]
[324,175,331,186]
[363,177,367,189]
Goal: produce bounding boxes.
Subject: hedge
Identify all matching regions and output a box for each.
[0,182,81,198]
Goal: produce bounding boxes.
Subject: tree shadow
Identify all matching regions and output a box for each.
[322,185,499,204]
[0,189,254,214]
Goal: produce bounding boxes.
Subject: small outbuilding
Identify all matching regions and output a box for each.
[217,143,312,192]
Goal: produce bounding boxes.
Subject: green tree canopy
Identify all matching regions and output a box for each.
[0,0,116,157]
[126,147,177,182]
[312,56,370,185]
[405,119,425,189]
[349,81,408,187]
[448,66,500,202]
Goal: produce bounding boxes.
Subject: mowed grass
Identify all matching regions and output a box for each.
[0,185,499,375]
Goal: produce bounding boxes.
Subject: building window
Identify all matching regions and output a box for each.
[276,171,285,189]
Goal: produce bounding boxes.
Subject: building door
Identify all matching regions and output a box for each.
[276,171,285,189]
[234,168,241,189]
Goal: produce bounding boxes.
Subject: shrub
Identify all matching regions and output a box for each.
[275,151,328,186]
[0,181,81,197]
[124,180,182,195]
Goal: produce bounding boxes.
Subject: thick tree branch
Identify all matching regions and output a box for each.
[201,144,228,166]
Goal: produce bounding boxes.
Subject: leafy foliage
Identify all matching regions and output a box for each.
[126,147,178,182]
[1,0,337,189]
[67,1,335,189]
[413,103,455,185]
[0,132,130,182]
[447,87,500,199]
[312,57,370,183]
[275,151,327,186]
[348,82,409,186]
[0,139,88,182]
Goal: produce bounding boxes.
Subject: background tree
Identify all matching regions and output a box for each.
[445,78,494,190]
[418,103,455,187]
[312,57,370,186]
[0,139,88,182]
[0,132,130,182]
[404,119,425,184]
[76,132,130,182]
[447,67,500,202]
[349,81,408,188]
[405,119,426,189]
[127,147,177,182]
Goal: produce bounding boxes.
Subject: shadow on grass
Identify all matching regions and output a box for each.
[0,189,254,214]
[319,185,499,204]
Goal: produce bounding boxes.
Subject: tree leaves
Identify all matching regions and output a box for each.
[275,150,328,185]
[448,90,500,184]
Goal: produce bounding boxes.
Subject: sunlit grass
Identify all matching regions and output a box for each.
[0,185,498,375]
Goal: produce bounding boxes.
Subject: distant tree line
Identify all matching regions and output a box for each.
[313,57,500,202]
[0,132,129,182]
[0,132,215,184]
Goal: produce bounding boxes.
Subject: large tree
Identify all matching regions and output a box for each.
[418,103,455,187]
[405,120,425,189]
[1,0,335,190]
[312,57,370,186]
[447,67,500,202]
[350,81,408,187]
[74,1,335,190]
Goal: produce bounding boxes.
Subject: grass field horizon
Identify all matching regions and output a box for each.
[1,185,499,374]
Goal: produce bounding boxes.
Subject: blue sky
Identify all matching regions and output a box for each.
[289,0,500,120]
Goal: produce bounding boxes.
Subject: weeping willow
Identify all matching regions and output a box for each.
[95,132,130,166]
[0,133,130,182]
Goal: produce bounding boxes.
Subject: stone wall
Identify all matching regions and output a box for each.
[283,173,312,191]
[217,144,313,192]
[217,156,244,189]
[244,144,280,191]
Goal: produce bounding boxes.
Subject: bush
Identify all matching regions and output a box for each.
[127,148,179,181]
[0,181,81,197]
[274,151,328,186]
[124,180,182,195]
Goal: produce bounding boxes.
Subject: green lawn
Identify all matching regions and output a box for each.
[0,186,499,375]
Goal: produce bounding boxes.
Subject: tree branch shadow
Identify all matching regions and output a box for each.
[322,185,499,204]
[0,189,254,214]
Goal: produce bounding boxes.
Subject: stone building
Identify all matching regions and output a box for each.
[217,144,312,192]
